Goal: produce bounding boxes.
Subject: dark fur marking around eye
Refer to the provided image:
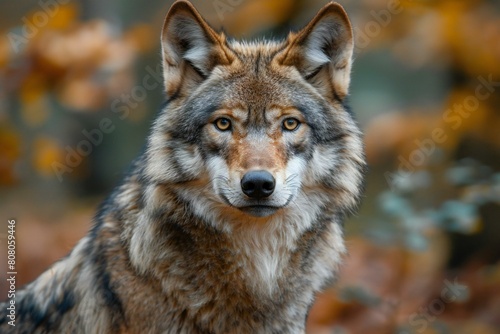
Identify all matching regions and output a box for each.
[172,102,220,142]
[304,66,323,81]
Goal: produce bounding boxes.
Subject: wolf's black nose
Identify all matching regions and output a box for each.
[241,171,275,199]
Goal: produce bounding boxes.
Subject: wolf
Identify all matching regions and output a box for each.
[0,1,365,333]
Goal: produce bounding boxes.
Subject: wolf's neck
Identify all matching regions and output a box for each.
[117,177,330,296]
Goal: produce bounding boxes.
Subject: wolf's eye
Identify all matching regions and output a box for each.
[283,118,300,131]
[214,118,232,131]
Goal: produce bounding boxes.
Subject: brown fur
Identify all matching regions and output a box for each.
[0,2,365,333]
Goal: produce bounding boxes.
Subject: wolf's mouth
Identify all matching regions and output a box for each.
[238,205,281,217]
[219,192,294,218]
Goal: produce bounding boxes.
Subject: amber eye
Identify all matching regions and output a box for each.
[283,118,300,131]
[215,118,232,131]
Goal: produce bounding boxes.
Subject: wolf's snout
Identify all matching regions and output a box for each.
[241,171,275,199]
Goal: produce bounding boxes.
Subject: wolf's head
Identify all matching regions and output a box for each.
[143,1,365,223]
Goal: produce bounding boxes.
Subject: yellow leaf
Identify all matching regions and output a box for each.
[32,136,63,177]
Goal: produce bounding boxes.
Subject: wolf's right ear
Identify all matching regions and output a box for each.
[161,1,234,97]
[276,2,354,100]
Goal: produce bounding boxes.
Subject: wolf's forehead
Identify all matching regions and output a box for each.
[224,75,289,110]
[228,40,287,61]
[218,40,296,110]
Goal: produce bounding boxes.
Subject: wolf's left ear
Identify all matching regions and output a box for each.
[161,1,234,97]
[277,2,354,100]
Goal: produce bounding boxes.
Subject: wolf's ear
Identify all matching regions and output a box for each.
[161,1,234,97]
[277,2,353,100]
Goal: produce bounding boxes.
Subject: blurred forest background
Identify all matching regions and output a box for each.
[0,0,499,333]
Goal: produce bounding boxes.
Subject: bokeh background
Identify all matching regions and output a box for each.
[1,0,499,333]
